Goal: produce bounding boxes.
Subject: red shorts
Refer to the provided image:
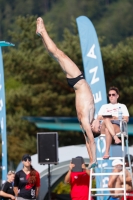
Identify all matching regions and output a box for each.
[121,191,133,200]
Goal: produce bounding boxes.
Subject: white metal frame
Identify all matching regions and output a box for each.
[89,120,133,200]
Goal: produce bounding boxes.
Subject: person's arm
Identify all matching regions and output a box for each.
[121,104,129,122]
[125,171,132,183]
[82,163,90,176]
[35,171,41,198]
[122,116,129,122]
[119,170,132,184]
[108,175,118,188]
[13,173,19,197]
[1,182,15,200]
[13,187,18,197]
[108,168,119,189]
[64,163,74,184]
[112,115,129,122]
[64,170,71,184]
[97,105,106,120]
[0,191,15,199]
[35,187,40,198]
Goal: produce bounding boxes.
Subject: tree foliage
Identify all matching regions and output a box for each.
[1,0,133,45]
[101,38,133,114]
[96,0,133,45]
[0,0,57,39]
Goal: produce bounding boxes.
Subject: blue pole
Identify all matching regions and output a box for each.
[0,41,15,182]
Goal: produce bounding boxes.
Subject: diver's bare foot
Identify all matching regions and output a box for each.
[113,135,121,144]
[36,17,45,36]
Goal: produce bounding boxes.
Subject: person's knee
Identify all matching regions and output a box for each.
[104,118,111,123]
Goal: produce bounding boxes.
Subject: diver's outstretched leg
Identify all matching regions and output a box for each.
[81,121,97,169]
[36,17,81,79]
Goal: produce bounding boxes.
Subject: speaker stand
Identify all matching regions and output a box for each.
[48,164,51,200]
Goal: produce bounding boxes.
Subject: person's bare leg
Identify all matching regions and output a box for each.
[83,133,93,164]
[103,128,112,159]
[76,93,97,168]
[103,118,121,144]
[36,17,81,78]
[81,119,96,167]
[81,118,97,168]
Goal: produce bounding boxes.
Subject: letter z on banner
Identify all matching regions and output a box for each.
[76,16,110,200]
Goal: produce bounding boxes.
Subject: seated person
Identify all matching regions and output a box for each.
[121,154,133,200]
[108,159,132,200]
[97,86,129,159]
[0,171,15,200]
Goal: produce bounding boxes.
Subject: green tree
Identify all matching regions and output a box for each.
[101,37,133,115]
[1,0,133,45]
[96,0,133,45]
[0,0,57,40]
[43,0,109,41]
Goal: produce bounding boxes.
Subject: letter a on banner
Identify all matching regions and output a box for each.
[76,16,107,117]
[0,41,14,183]
[76,16,110,200]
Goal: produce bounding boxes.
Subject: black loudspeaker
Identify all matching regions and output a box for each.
[37,132,59,164]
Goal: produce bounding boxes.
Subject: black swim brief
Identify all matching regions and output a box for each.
[100,120,120,127]
[66,73,85,88]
